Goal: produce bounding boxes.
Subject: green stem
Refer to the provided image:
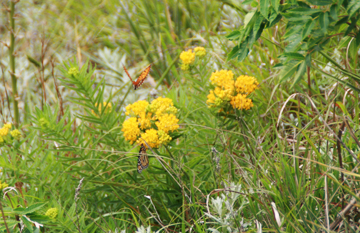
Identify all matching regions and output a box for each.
[0,199,10,233]
[9,1,19,126]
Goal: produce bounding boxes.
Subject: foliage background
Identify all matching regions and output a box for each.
[0,0,360,232]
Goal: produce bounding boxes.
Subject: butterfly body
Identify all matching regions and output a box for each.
[137,144,149,173]
[123,64,152,90]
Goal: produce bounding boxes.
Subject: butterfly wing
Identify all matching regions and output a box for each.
[123,65,135,83]
[133,64,152,90]
[137,144,149,173]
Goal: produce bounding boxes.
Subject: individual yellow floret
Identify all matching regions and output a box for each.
[230,94,254,110]
[121,117,140,144]
[0,136,4,143]
[125,100,149,116]
[180,50,195,65]
[235,75,259,95]
[137,129,160,148]
[138,112,152,130]
[155,114,179,134]
[45,208,58,219]
[68,67,79,76]
[10,129,21,140]
[194,47,206,57]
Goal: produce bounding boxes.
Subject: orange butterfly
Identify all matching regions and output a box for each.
[137,144,149,173]
[123,64,152,90]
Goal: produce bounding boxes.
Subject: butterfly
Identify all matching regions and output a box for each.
[137,144,149,173]
[123,64,152,90]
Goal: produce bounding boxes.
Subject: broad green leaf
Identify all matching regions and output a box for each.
[13,203,47,215]
[237,42,250,62]
[319,12,329,33]
[282,13,312,21]
[302,19,315,39]
[260,0,270,19]
[227,45,241,60]
[244,11,256,28]
[330,4,338,20]
[290,61,307,89]
[348,0,360,18]
[226,30,241,40]
[306,0,333,6]
[281,53,305,60]
[271,0,280,12]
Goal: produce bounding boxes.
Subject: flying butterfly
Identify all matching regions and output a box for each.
[137,144,149,173]
[123,64,152,90]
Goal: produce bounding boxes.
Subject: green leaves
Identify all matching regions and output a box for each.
[306,0,333,6]
[348,0,360,18]
[260,0,270,19]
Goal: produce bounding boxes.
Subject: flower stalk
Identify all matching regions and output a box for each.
[8,0,20,126]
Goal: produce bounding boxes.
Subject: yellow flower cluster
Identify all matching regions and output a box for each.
[122,97,179,148]
[0,181,8,190]
[92,102,112,117]
[180,47,206,70]
[0,123,21,144]
[68,67,79,76]
[207,70,259,111]
[45,208,58,219]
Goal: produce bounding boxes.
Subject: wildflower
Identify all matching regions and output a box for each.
[180,49,195,65]
[194,47,206,57]
[137,129,160,148]
[149,97,175,117]
[0,136,3,143]
[10,129,21,140]
[235,75,259,95]
[68,67,79,76]
[39,118,51,129]
[3,123,11,129]
[0,127,8,137]
[155,114,179,134]
[230,94,254,110]
[121,117,140,144]
[138,112,152,130]
[0,181,8,190]
[210,70,235,91]
[45,208,58,219]
[125,100,149,116]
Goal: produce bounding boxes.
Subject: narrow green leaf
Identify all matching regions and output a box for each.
[237,43,250,62]
[348,0,360,18]
[271,0,280,12]
[260,0,269,19]
[306,0,333,6]
[14,203,47,215]
[244,11,256,28]
[281,53,305,60]
[290,61,307,89]
[302,20,315,39]
[227,45,241,60]
[287,7,322,14]
[279,61,301,82]
[20,216,34,233]
[319,12,329,33]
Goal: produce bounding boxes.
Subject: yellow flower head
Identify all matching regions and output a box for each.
[4,123,11,129]
[230,94,254,110]
[158,130,172,145]
[68,67,79,76]
[0,127,9,137]
[45,208,58,219]
[149,97,175,117]
[235,75,259,94]
[121,117,140,144]
[137,129,160,148]
[155,114,179,134]
[125,100,149,116]
[194,47,206,57]
[210,70,235,90]
[180,49,195,65]
[138,112,152,130]
[0,136,4,143]
[10,129,21,140]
